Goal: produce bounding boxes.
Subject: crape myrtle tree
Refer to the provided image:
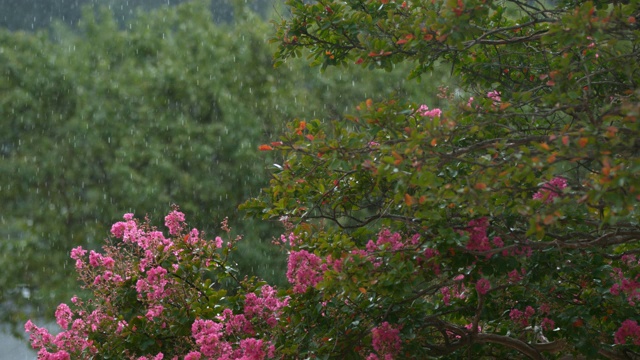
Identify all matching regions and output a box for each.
[245,0,640,358]
[24,0,640,359]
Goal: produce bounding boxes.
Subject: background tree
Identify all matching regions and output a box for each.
[0,0,443,334]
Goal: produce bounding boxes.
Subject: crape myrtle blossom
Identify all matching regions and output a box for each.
[27,209,281,359]
[475,278,491,295]
[533,177,567,203]
[286,249,323,294]
[487,90,501,103]
[614,319,640,345]
[417,104,442,118]
[368,322,402,360]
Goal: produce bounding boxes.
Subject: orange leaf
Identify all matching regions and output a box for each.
[404,193,415,206]
[258,144,274,151]
[474,183,487,190]
[392,151,403,165]
[543,214,555,225]
[578,137,589,148]
[358,287,367,294]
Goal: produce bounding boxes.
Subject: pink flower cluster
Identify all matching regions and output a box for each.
[509,306,535,327]
[614,319,640,345]
[440,281,467,306]
[465,217,492,252]
[165,209,186,236]
[190,319,275,360]
[475,278,491,295]
[110,213,173,251]
[286,249,323,293]
[136,266,171,301]
[417,104,442,118]
[243,285,289,328]
[463,217,532,258]
[533,177,567,203]
[367,322,402,360]
[27,210,280,359]
[609,267,640,306]
[366,229,409,252]
[25,311,97,360]
[487,90,501,103]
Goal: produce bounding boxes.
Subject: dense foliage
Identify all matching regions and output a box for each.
[1,0,440,332]
[24,0,640,359]
[249,0,640,357]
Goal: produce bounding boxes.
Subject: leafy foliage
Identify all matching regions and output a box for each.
[243,0,640,358]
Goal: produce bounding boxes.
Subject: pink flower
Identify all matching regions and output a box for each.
[55,304,73,330]
[366,240,378,252]
[238,338,267,359]
[508,269,523,283]
[110,221,127,239]
[441,287,451,306]
[541,317,555,331]
[614,319,640,345]
[466,217,491,252]
[371,322,402,358]
[487,90,501,103]
[88,250,101,267]
[145,304,164,321]
[492,236,503,248]
[533,177,567,203]
[509,306,534,327]
[214,236,223,248]
[286,250,323,294]
[418,104,442,118]
[25,320,54,349]
[116,320,127,333]
[192,319,233,358]
[476,278,491,295]
[70,246,87,269]
[466,96,474,108]
[136,266,170,301]
[187,228,199,245]
[375,229,405,251]
[164,210,186,236]
[184,352,202,360]
[609,267,640,305]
